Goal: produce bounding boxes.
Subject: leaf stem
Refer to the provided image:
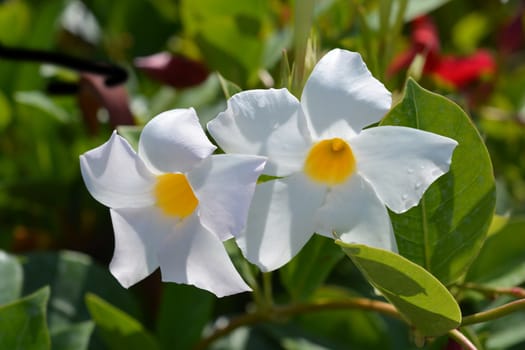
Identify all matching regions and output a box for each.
[448,329,478,350]
[461,298,525,326]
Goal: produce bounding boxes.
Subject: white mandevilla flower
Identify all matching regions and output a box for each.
[208,48,458,272]
[80,108,266,297]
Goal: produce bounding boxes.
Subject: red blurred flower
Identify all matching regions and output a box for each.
[134,52,209,88]
[388,16,496,90]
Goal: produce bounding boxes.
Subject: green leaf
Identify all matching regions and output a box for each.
[0,250,23,305]
[280,235,344,301]
[0,0,31,45]
[338,242,461,336]
[22,250,140,331]
[0,91,12,132]
[117,125,143,152]
[0,286,51,350]
[217,73,242,99]
[465,218,525,287]
[156,284,215,350]
[51,321,95,350]
[86,293,160,350]
[381,78,496,285]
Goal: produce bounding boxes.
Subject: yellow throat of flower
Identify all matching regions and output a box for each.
[155,173,198,218]
[304,138,356,185]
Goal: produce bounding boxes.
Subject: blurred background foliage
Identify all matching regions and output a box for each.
[1,0,525,349]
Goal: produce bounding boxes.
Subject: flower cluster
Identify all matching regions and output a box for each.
[80,49,458,297]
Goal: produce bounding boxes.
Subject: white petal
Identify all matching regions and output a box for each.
[109,207,170,288]
[301,49,392,139]
[80,131,156,209]
[188,154,266,241]
[139,108,216,174]
[207,88,312,176]
[158,214,251,297]
[351,126,458,213]
[315,174,397,252]
[237,173,326,272]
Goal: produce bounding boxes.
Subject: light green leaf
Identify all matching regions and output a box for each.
[50,321,95,350]
[338,242,461,336]
[156,284,215,350]
[381,78,496,285]
[0,250,23,305]
[0,286,51,350]
[217,73,242,99]
[0,0,31,45]
[465,218,525,287]
[85,293,159,350]
[117,125,143,151]
[280,235,344,301]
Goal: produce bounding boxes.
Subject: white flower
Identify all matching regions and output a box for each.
[208,49,458,272]
[80,108,266,297]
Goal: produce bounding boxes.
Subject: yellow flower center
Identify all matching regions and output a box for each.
[304,138,356,185]
[155,173,198,218]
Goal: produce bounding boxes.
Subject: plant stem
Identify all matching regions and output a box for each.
[448,329,478,350]
[262,272,274,308]
[462,298,525,326]
[192,298,399,350]
[292,0,315,95]
[457,282,525,298]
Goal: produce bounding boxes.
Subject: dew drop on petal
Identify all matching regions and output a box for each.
[402,194,408,200]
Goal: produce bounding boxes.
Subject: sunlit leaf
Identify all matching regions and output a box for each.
[339,242,461,336]
[381,78,496,285]
[0,250,23,305]
[280,235,344,301]
[0,286,51,350]
[86,293,160,350]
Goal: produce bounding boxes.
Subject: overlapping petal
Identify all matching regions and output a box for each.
[109,206,169,288]
[301,49,392,139]
[188,154,266,241]
[207,89,311,176]
[315,174,397,252]
[351,126,458,213]
[237,174,326,271]
[80,131,156,209]
[139,108,216,174]
[158,214,251,297]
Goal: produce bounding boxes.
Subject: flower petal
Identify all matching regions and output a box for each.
[188,154,266,241]
[80,131,156,209]
[237,173,326,272]
[207,88,311,176]
[109,206,170,288]
[157,214,251,297]
[351,126,458,213]
[315,174,397,252]
[139,108,216,174]
[301,49,392,139]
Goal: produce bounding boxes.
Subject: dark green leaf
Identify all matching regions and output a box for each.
[0,250,23,305]
[280,235,344,301]
[465,218,525,287]
[156,284,215,350]
[86,293,160,350]
[382,78,496,285]
[0,286,51,350]
[339,242,461,336]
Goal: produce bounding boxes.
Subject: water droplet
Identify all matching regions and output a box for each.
[415,182,422,190]
[407,168,414,174]
[402,194,408,200]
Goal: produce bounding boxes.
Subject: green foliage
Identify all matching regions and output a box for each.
[382,78,496,285]
[50,321,95,350]
[0,287,51,350]
[339,242,461,336]
[0,250,23,305]
[280,235,344,301]
[86,293,160,350]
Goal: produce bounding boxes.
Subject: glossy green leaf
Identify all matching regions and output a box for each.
[381,78,496,285]
[86,293,159,350]
[0,250,23,305]
[51,321,95,350]
[0,286,51,350]
[156,284,215,350]
[465,218,525,287]
[339,242,461,336]
[280,235,344,301]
